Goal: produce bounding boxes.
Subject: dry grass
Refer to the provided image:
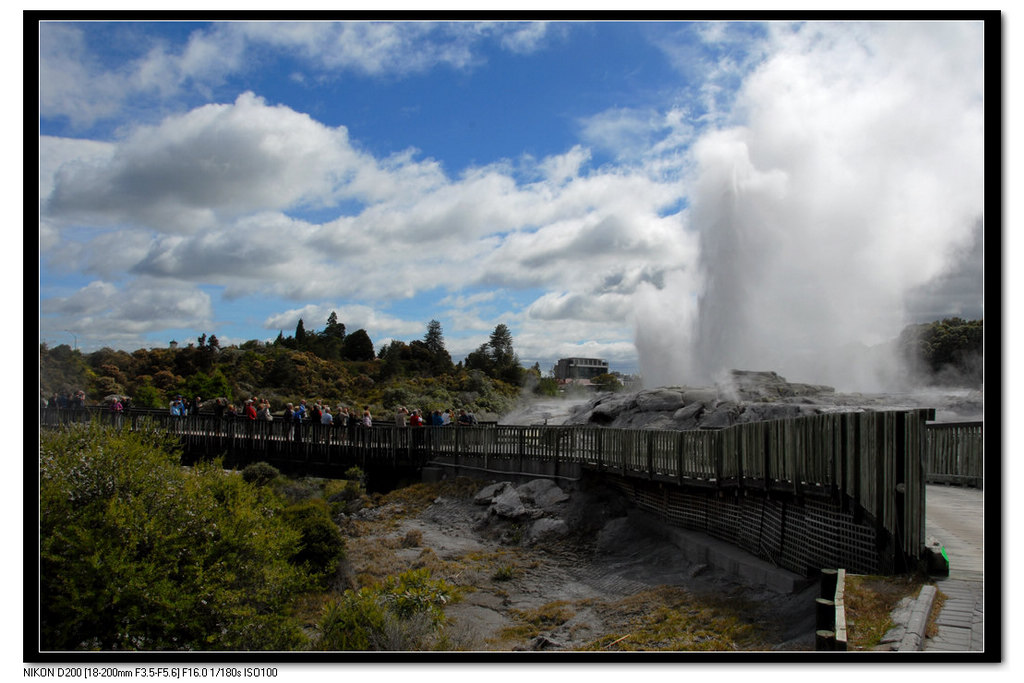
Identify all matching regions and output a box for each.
[379,477,482,514]
[579,586,775,651]
[843,573,934,650]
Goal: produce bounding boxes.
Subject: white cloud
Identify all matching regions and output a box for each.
[37,21,559,129]
[38,24,127,128]
[263,304,423,340]
[39,83,699,358]
[40,279,214,349]
[44,92,366,233]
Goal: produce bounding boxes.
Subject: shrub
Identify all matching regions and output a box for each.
[315,568,456,651]
[400,529,423,548]
[241,461,280,487]
[39,422,308,651]
[281,499,345,586]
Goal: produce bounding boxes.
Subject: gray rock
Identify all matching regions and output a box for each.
[492,487,528,519]
[526,517,568,545]
[700,402,741,429]
[681,389,721,404]
[518,479,570,509]
[672,402,704,424]
[474,481,512,505]
[635,388,685,413]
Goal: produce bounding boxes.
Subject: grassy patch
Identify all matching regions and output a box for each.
[378,477,485,515]
[843,573,933,650]
[495,601,575,644]
[581,586,776,651]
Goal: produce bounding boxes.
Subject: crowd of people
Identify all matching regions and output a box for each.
[40,390,87,411]
[41,389,482,437]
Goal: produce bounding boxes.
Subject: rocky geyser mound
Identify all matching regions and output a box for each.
[565,370,841,431]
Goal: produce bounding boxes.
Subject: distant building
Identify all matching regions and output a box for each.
[169,340,179,349]
[553,357,609,384]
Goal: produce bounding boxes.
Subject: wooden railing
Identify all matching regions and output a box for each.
[925,421,984,488]
[40,406,938,568]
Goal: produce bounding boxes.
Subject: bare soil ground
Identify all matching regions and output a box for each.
[335,478,820,652]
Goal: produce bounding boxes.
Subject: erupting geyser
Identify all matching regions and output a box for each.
[633,22,985,393]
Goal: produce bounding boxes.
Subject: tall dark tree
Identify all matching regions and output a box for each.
[341,329,375,362]
[489,324,515,366]
[423,319,454,375]
[295,319,307,349]
[324,311,346,340]
[424,320,445,355]
[488,324,521,384]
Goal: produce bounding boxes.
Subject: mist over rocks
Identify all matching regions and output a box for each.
[559,369,982,430]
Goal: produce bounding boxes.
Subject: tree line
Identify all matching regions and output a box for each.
[897,317,984,387]
[39,314,558,417]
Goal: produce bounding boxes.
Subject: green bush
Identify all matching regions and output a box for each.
[281,499,345,586]
[315,568,455,651]
[39,422,308,651]
[242,461,280,487]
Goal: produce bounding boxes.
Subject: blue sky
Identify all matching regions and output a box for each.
[36,17,988,388]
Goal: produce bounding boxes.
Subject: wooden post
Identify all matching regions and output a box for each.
[820,568,839,599]
[816,598,836,632]
[815,630,837,651]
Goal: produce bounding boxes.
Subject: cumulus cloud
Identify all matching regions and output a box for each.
[264,304,423,340]
[38,21,555,129]
[41,279,214,348]
[44,92,367,233]
[38,83,695,356]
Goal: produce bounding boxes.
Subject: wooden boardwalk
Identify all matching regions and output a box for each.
[923,483,985,653]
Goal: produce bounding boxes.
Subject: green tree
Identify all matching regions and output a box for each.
[899,317,984,385]
[131,382,165,409]
[591,373,623,392]
[341,329,375,362]
[295,319,307,349]
[40,423,309,650]
[324,311,346,340]
[488,324,521,385]
[423,320,454,375]
[182,368,233,400]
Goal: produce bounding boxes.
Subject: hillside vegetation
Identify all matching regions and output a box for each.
[40,316,560,416]
[38,315,982,416]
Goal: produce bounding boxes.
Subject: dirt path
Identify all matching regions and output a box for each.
[339,478,819,651]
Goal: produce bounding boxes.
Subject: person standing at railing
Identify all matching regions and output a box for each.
[346,407,357,444]
[283,403,295,440]
[395,406,409,427]
[111,397,124,429]
[73,390,87,421]
[321,405,333,444]
[333,403,346,442]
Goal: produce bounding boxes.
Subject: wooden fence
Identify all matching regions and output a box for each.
[925,421,984,488]
[40,406,940,572]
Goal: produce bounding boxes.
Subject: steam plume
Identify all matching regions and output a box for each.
[635,22,985,392]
